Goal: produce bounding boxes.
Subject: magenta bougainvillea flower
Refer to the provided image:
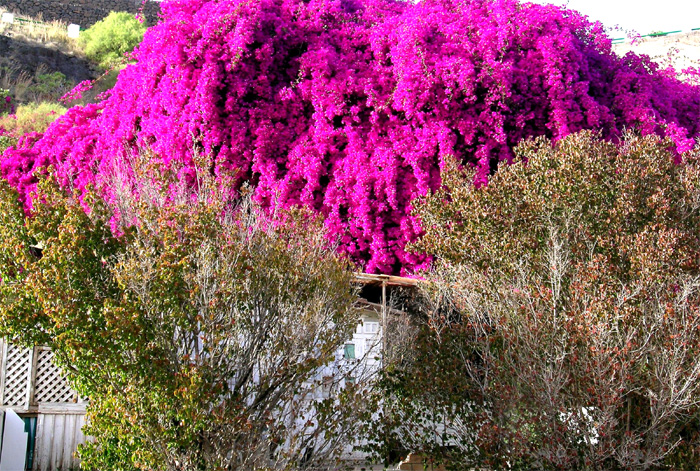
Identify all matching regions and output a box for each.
[2,0,699,274]
[59,80,94,104]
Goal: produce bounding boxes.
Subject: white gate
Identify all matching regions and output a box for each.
[0,339,86,471]
[0,410,28,471]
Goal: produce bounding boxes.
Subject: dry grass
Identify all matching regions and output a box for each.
[0,8,82,55]
[0,65,33,102]
[0,64,74,103]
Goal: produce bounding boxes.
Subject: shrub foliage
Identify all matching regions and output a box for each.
[79,11,146,69]
[369,132,700,470]
[0,102,66,154]
[0,153,365,470]
[0,101,66,135]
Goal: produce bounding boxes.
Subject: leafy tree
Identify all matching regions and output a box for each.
[0,152,367,470]
[79,11,146,69]
[369,132,700,470]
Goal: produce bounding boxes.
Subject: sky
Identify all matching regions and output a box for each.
[529,0,700,37]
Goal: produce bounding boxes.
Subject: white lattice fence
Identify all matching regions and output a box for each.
[0,342,31,406]
[34,347,78,404]
[0,339,79,410]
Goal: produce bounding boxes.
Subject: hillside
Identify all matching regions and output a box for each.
[0,11,96,104]
[0,34,95,86]
[613,31,700,74]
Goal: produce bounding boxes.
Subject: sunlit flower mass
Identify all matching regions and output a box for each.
[2,0,699,274]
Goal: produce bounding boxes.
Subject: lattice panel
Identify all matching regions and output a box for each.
[34,348,78,404]
[2,343,30,406]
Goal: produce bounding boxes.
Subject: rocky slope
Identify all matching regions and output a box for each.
[0,34,95,85]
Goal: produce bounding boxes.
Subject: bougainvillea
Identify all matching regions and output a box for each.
[0,90,13,115]
[2,0,700,273]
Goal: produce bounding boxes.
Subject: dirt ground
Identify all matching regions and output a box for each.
[613,31,700,73]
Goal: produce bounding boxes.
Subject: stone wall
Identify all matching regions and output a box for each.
[0,0,161,28]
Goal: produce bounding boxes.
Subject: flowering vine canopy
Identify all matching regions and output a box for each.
[2,0,699,274]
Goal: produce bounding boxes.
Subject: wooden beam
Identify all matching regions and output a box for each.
[353,272,420,287]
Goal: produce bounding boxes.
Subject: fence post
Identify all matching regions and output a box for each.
[24,347,36,409]
[27,347,39,408]
[0,338,6,405]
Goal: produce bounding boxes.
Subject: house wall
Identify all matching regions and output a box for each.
[0,0,161,28]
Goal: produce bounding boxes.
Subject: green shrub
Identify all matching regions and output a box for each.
[0,155,365,471]
[0,102,67,137]
[79,12,146,69]
[26,72,73,102]
[0,66,78,106]
[0,135,17,154]
[382,131,700,470]
[0,88,13,115]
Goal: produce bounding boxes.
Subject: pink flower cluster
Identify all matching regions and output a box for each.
[59,80,94,105]
[0,94,13,115]
[2,0,700,274]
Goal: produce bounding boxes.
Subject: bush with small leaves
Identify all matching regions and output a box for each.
[0,102,67,137]
[26,72,73,103]
[371,132,700,470]
[0,151,367,471]
[79,11,146,69]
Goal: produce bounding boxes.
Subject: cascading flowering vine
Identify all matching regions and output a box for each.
[2,0,700,274]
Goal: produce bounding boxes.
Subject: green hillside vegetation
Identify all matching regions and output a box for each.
[79,11,146,70]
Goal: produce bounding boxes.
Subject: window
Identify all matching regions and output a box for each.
[343,343,355,360]
[363,321,379,334]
